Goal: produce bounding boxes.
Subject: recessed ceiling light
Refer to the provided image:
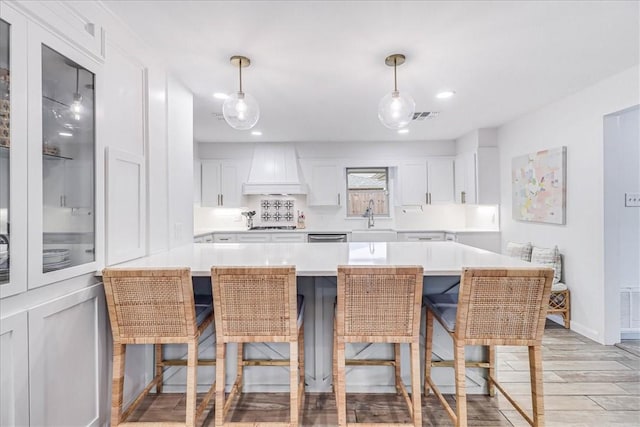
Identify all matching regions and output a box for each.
[436,90,455,99]
[213,92,229,100]
[397,129,409,134]
[251,131,262,136]
[58,132,73,137]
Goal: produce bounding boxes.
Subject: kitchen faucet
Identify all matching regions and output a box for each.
[362,199,375,229]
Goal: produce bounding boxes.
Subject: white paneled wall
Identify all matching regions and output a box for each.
[167,78,194,248]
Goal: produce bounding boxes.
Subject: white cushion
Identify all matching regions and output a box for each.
[531,245,562,284]
[505,241,533,261]
[551,282,568,292]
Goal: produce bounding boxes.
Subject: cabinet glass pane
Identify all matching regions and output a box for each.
[41,45,95,273]
[0,19,10,285]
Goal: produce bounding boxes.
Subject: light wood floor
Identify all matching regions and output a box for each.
[129,322,640,426]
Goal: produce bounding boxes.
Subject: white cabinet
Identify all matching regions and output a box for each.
[0,311,29,427]
[397,232,445,242]
[455,151,477,204]
[302,160,342,206]
[201,160,248,208]
[271,233,307,243]
[399,158,455,205]
[211,232,307,243]
[455,147,499,204]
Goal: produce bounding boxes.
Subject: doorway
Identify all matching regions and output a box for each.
[603,105,640,348]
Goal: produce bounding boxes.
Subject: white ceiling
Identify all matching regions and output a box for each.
[104,1,639,143]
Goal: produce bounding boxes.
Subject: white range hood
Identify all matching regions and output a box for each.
[242,143,308,195]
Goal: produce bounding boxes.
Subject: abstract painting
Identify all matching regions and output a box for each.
[512,146,566,224]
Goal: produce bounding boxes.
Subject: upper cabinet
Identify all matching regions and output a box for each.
[455,147,500,205]
[0,7,28,298]
[201,159,249,208]
[455,151,477,204]
[300,159,343,207]
[398,158,455,205]
[0,4,104,293]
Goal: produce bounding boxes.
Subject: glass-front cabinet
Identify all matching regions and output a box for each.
[41,45,95,275]
[0,19,10,286]
[0,16,101,292]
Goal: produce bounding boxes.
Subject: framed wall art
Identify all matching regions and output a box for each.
[512,146,567,224]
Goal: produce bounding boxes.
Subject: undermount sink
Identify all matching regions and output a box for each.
[350,229,397,242]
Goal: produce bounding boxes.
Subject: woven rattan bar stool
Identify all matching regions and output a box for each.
[334,266,424,427]
[102,267,215,427]
[424,267,554,427]
[211,266,305,427]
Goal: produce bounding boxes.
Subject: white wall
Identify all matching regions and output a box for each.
[497,65,640,344]
[167,78,194,248]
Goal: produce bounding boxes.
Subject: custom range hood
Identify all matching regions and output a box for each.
[242,143,308,195]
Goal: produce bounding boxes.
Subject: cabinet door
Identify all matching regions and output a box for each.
[237,233,270,243]
[27,22,101,289]
[305,161,341,206]
[427,158,455,204]
[399,161,428,205]
[0,6,28,298]
[454,151,476,204]
[220,161,248,208]
[201,160,221,207]
[271,233,306,243]
[0,311,29,426]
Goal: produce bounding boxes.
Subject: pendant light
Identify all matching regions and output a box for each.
[223,55,260,130]
[70,67,82,120]
[378,54,415,129]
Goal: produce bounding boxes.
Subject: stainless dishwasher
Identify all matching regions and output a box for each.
[307,233,348,243]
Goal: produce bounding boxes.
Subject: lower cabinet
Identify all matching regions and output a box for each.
[0,311,29,427]
[28,283,109,427]
[211,232,307,243]
[1,282,110,427]
[397,232,445,242]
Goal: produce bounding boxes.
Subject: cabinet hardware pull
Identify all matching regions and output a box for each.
[221,194,224,206]
[219,238,229,241]
[461,191,466,204]
[428,193,432,204]
[338,193,341,205]
[425,193,428,204]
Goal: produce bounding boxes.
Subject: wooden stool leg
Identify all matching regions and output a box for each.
[154,344,163,394]
[111,343,126,427]
[488,345,496,397]
[394,343,402,395]
[289,340,299,427]
[454,343,467,427]
[332,314,337,396]
[410,340,422,427]
[424,309,435,396]
[185,341,198,427]
[336,339,347,427]
[236,343,244,392]
[529,345,545,426]
[298,325,306,410]
[564,292,571,329]
[215,342,226,427]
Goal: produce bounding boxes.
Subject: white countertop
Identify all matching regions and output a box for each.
[106,241,528,277]
[194,228,500,237]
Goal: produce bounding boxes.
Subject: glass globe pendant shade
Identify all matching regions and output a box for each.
[222,91,260,130]
[378,90,415,129]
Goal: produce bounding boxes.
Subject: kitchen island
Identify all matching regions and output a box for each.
[106,241,532,394]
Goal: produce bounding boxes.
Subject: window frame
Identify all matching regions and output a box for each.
[345,166,391,218]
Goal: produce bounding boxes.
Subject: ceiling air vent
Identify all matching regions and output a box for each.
[412,111,439,121]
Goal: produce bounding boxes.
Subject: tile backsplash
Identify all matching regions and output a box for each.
[260,198,296,225]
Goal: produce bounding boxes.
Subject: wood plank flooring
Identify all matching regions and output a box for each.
[129,322,640,426]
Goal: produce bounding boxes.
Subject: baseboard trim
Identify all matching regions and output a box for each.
[570,321,601,344]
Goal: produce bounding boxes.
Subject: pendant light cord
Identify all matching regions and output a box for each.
[239,58,243,94]
[393,57,398,92]
[75,67,80,94]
